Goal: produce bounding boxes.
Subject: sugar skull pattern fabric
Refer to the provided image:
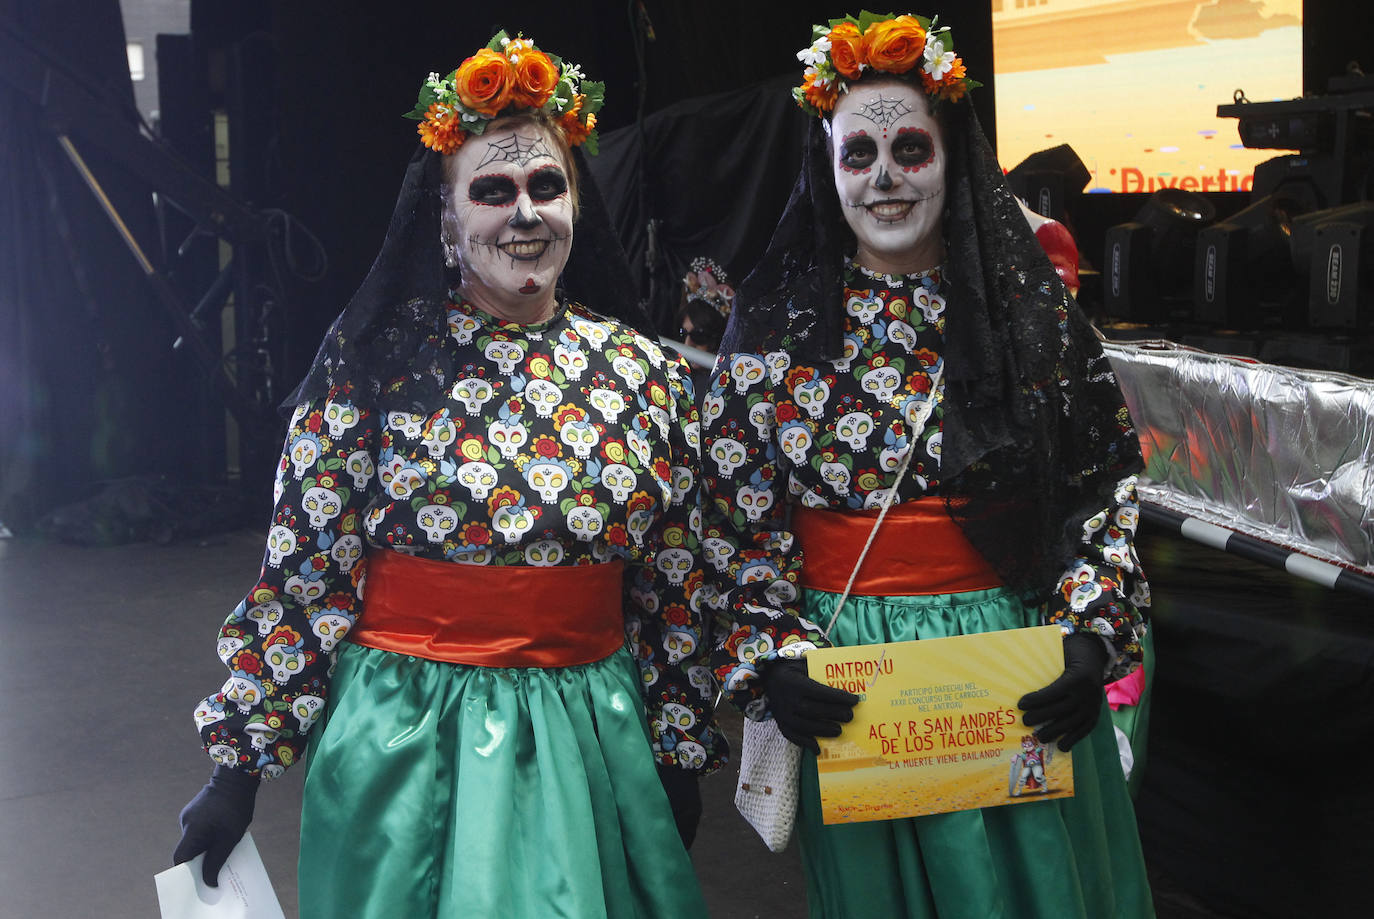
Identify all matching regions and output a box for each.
[197,299,724,777]
[700,264,1149,713]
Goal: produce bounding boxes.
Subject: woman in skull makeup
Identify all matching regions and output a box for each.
[172,33,718,919]
[701,12,1154,917]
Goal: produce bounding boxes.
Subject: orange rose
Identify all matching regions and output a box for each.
[864,15,926,74]
[826,22,867,80]
[800,71,838,113]
[510,48,559,109]
[418,103,464,154]
[453,48,513,116]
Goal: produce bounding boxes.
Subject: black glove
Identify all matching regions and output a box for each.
[172,765,260,886]
[1017,632,1111,752]
[760,658,861,754]
[657,763,702,850]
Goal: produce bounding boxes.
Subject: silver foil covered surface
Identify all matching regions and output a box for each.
[1103,340,1374,574]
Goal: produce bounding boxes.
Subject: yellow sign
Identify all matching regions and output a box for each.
[809,625,1074,824]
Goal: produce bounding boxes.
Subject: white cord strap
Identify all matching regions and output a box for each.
[822,366,943,639]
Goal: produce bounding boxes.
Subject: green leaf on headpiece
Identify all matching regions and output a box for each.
[487,30,509,52]
[582,131,600,157]
[855,10,895,32]
[407,82,439,120]
[581,80,606,115]
[551,80,576,113]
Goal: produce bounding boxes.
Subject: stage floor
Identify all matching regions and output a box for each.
[0,526,1257,918]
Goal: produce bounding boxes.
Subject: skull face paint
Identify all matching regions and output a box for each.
[830,81,946,275]
[442,119,574,320]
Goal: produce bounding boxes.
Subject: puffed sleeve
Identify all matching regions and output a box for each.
[625,354,727,774]
[699,349,827,718]
[192,381,379,778]
[1035,293,1151,679]
[1047,473,1150,680]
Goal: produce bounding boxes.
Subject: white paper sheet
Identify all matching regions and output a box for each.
[154,832,286,919]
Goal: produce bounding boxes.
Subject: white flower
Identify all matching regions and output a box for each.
[796,36,831,67]
[923,38,956,80]
[803,65,832,89]
[562,63,585,82]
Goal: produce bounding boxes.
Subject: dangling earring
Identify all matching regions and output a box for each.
[442,234,460,268]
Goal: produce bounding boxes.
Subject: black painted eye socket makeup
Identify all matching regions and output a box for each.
[527,166,568,202]
[468,174,519,206]
[894,128,934,169]
[838,132,877,171]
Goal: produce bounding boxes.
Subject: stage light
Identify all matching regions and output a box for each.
[1289,202,1374,329]
[1205,76,1374,335]
[1005,144,1090,221]
[1104,189,1217,322]
[1192,192,1311,328]
[1218,76,1374,214]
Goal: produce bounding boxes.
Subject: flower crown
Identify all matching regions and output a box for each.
[794,11,981,118]
[683,257,735,319]
[405,31,605,155]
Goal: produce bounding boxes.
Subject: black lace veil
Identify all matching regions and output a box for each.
[724,100,1143,602]
[286,143,648,415]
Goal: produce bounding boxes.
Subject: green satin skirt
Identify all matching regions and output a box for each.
[796,587,1155,919]
[298,642,706,919]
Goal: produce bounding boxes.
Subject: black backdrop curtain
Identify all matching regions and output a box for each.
[588,74,811,334]
[0,1,210,536]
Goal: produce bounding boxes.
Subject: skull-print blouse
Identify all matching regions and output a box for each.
[700,264,1149,713]
[195,299,724,778]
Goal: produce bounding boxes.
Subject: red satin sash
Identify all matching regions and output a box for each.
[348,550,626,667]
[794,501,1003,596]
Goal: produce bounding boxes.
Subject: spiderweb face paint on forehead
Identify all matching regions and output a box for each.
[476,132,556,169]
[856,95,913,131]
